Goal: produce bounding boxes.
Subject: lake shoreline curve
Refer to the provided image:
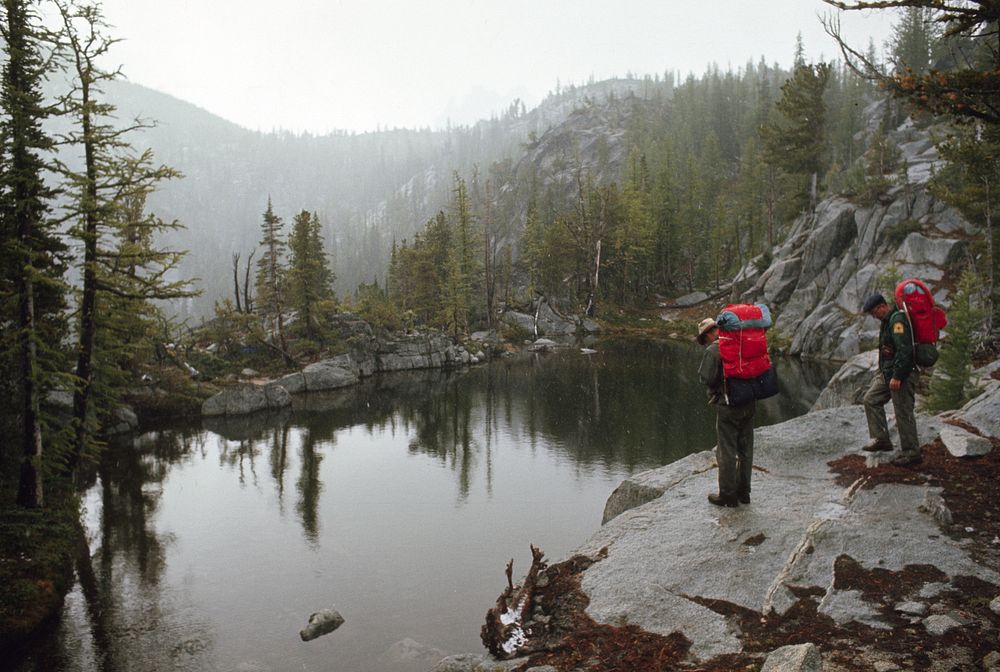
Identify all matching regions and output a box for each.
[437,359,1000,671]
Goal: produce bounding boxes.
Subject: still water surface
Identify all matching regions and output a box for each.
[8,339,835,672]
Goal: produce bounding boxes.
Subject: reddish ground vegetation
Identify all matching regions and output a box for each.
[688,559,999,671]
[828,438,1000,567]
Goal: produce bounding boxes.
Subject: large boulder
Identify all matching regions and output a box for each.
[939,425,993,458]
[536,301,577,337]
[953,380,1000,440]
[105,405,139,435]
[201,382,291,416]
[602,451,716,524]
[499,301,598,339]
[811,350,878,411]
[896,233,966,268]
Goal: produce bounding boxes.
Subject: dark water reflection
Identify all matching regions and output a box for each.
[5,340,834,672]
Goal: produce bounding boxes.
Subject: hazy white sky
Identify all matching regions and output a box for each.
[86,0,898,134]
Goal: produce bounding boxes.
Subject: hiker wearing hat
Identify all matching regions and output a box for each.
[697,317,755,507]
[860,293,921,466]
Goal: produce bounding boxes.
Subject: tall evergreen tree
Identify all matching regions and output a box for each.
[287,210,335,339]
[931,123,1000,339]
[255,198,289,354]
[889,6,941,75]
[0,0,66,507]
[762,62,833,215]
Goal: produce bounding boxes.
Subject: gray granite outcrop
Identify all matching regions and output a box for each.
[729,119,977,362]
[499,299,600,340]
[570,405,992,662]
[201,382,292,416]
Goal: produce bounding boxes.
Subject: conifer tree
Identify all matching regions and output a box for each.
[889,6,941,75]
[287,210,334,340]
[447,174,477,333]
[925,270,982,411]
[931,123,1000,339]
[762,62,832,215]
[824,1,1000,124]
[1,0,67,507]
[255,198,289,354]
[53,0,189,470]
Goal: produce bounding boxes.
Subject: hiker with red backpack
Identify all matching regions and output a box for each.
[860,292,922,466]
[697,303,780,508]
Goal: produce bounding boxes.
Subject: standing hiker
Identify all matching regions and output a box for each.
[860,293,922,466]
[697,317,755,507]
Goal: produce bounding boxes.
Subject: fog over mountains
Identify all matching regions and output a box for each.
[97,77,654,321]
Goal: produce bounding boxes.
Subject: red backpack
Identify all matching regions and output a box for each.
[894,278,947,344]
[894,279,947,367]
[716,303,772,379]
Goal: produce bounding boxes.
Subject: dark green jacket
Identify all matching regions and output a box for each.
[698,342,725,405]
[878,303,915,382]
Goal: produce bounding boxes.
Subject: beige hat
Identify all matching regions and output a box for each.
[697,317,717,344]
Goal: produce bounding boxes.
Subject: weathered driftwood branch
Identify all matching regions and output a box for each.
[481,545,549,660]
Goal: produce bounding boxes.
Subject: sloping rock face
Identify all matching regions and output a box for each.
[737,120,975,361]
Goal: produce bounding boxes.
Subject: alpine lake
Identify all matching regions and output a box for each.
[6,338,837,672]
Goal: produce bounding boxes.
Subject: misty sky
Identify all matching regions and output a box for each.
[91,0,897,135]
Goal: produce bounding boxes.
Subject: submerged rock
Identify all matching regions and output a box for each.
[299,609,345,642]
[383,637,448,663]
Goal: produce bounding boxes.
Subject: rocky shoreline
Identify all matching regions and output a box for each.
[200,305,601,418]
[435,359,1000,671]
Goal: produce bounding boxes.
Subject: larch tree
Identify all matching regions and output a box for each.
[53,0,189,471]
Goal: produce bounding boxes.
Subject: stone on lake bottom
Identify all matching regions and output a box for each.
[299,609,345,642]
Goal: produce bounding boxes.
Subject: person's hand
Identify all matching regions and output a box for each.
[889,378,903,391]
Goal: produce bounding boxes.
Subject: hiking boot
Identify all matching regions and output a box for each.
[738,493,751,504]
[862,438,893,453]
[708,493,739,508]
[891,452,923,467]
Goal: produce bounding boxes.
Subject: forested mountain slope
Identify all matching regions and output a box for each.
[98,77,651,319]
